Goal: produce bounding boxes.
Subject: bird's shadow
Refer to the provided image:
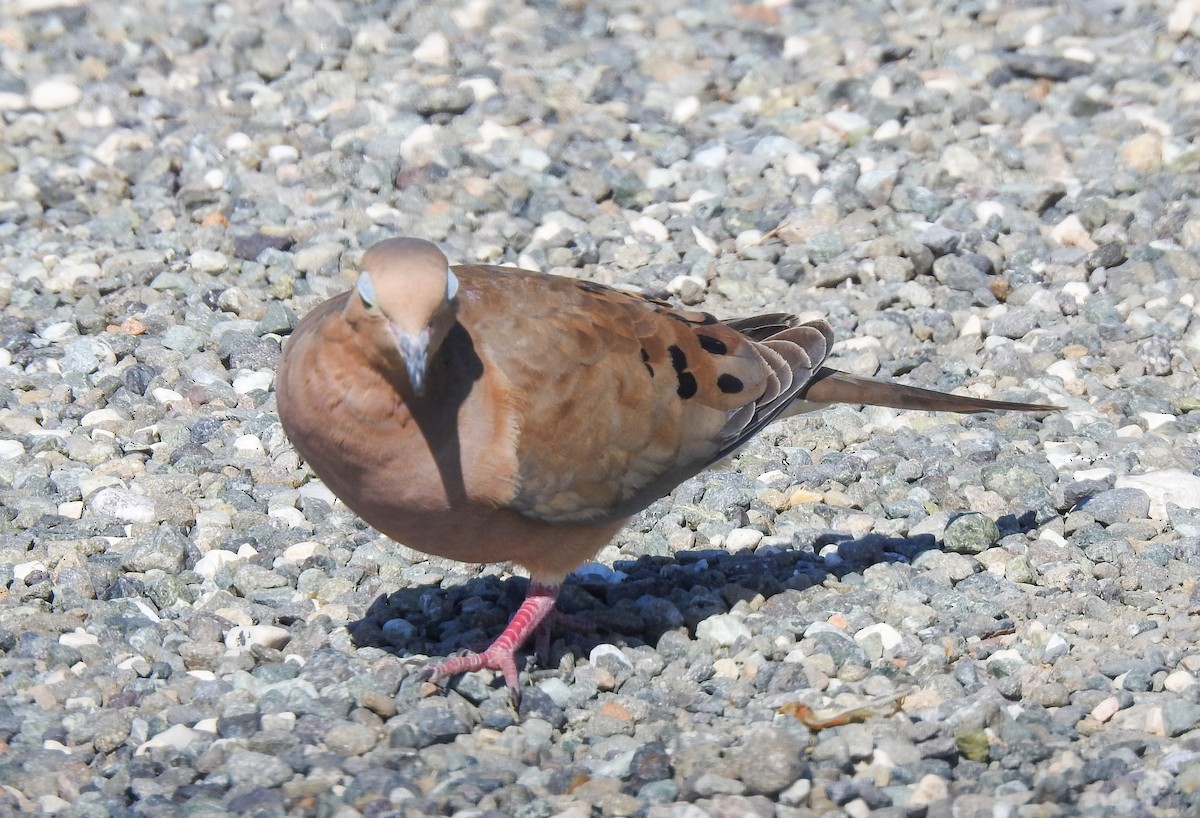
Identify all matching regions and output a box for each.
[348,510,1041,667]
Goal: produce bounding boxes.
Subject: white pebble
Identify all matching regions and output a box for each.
[399,124,437,161]
[784,152,821,182]
[282,541,328,561]
[693,144,728,169]
[203,168,226,190]
[1140,412,1176,430]
[519,147,552,172]
[193,549,242,581]
[672,95,699,123]
[413,31,450,65]
[588,643,634,671]
[1043,633,1070,663]
[135,725,199,756]
[630,216,668,243]
[58,501,83,519]
[117,656,151,676]
[724,527,764,551]
[696,613,751,647]
[269,506,309,528]
[1061,281,1090,303]
[1166,670,1196,693]
[268,144,299,163]
[986,648,1025,668]
[225,132,252,152]
[30,78,82,110]
[0,439,25,459]
[233,434,265,455]
[644,167,677,188]
[1092,696,1120,723]
[13,561,47,582]
[712,658,740,679]
[735,230,763,253]
[50,263,102,289]
[974,201,1006,224]
[1045,360,1077,383]
[298,480,338,505]
[691,226,718,254]
[90,488,156,524]
[81,408,124,427]
[909,775,950,808]
[854,623,903,652]
[1169,0,1199,37]
[458,77,497,103]
[40,321,77,341]
[59,629,99,649]
[225,625,291,651]
[151,388,185,404]
[1049,214,1098,251]
[233,371,273,394]
[825,110,870,139]
[959,314,983,338]
[188,250,227,273]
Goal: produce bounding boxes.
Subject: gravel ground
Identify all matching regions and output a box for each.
[2,0,1200,815]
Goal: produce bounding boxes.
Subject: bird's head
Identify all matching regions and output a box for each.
[347,237,460,396]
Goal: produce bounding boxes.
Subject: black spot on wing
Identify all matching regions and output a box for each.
[697,334,728,355]
[641,348,653,377]
[717,374,744,394]
[677,371,698,399]
[668,345,688,373]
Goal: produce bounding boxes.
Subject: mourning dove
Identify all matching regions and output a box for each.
[276,237,1052,694]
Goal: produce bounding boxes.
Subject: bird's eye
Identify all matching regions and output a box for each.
[356,272,379,311]
[445,268,459,301]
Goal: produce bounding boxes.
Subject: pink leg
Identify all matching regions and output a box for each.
[425,581,561,693]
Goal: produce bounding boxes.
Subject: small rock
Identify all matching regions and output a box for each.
[696,613,751,647]
[293,242,344,274]
[1162,701,1200,737]
[1079,487,1150,525]
[135,724,199,756]
[1166,670,1197,694]
[323,721,378,756]
[91,488,157,524]
[943,513,1001,554]
[225,625,291,650]
[1120,133,1163,172]
[194,549,242,580]
[728,725,808,796]
[188,250,228,274]
[30,78,82,110]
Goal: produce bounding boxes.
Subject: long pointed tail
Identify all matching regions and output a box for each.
[794,367,1057,414]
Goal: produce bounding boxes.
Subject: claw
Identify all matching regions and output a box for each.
[423,580,562,695]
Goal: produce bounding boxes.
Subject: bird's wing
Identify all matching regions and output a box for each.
[452,265,833,525]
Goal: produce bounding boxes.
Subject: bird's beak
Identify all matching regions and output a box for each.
[395,328,430,396]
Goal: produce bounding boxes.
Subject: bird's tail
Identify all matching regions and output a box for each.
[791,367,1057,414]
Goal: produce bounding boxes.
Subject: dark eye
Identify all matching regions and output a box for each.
[356,272,379,311]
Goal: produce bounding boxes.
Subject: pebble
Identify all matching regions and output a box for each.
[1079,487,1151,525]
[188,250,228,274]
[225,625,291,650]
[30,78,82,110]
[89,487,156,523]
[696,614,751,647]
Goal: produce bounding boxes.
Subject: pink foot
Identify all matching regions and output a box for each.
[424,580,561,694]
